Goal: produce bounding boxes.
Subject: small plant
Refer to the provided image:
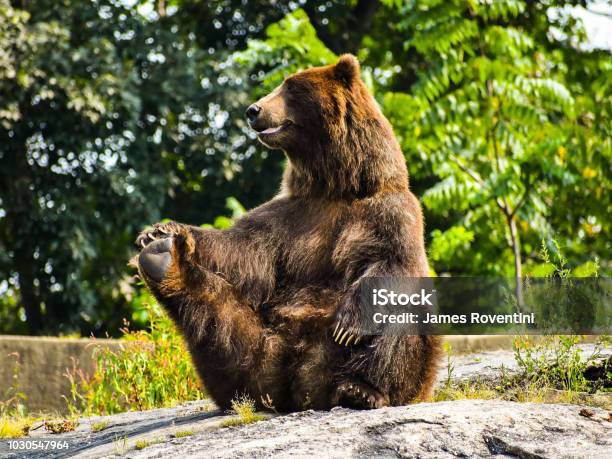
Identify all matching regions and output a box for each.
[222,395,267,427]
[44,417,79,434]
[114,434,128,455]
[135,439,150,450]
[135,437,164,450]
[91,421,110,432]
[1,353,27,418]
[434,380,499,402]
[442,342,454,389]
[0,416,35,438]
[66,299,205,415]
[513,335,603,394]
[173,430,194,438]
[0,353,33,439]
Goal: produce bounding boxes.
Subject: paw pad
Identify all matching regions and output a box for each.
[138,238,173,282]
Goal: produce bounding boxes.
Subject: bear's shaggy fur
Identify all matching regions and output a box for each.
[136,55,441,411]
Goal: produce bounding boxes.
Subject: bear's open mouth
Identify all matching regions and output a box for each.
[256,121,292,136]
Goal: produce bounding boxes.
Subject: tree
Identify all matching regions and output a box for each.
[385,0,609,281]
[0,0,167,333]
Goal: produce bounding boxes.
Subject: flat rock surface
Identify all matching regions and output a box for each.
[133,400,611,459]
[1,345,610,458]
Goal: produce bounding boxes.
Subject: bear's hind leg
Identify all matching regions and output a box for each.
[136,226,291,411]
[331,380,390,409]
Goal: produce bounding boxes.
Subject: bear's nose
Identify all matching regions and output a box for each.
[245,104,261,123]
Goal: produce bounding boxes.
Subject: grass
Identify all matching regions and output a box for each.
[91,420,110,432]
[65,300,205,416]
[114,434,128,455]
[0,353,37,439]
[0,416,35,438]
[173,430,194,438]
[222,395,268,427]
[135,437,164,450]
[434,335,611,409]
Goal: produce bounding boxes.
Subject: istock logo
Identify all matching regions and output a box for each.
[372,288,435,307]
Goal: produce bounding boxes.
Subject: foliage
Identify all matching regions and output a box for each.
[0,0,168,335]
[0,416,34,439]
[233,8,338,93]
[0,0,290,335]
[135,437,164,450]
[513,335,610,394]
[435,335,611,408]
[91,420,110,432]
[66,298,204,415]
[380,0,610,279]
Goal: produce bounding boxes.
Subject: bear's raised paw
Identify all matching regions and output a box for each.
[138,237,173,282]
[136,221,182,249]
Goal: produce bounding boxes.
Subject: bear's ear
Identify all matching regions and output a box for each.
[334,54,360,86]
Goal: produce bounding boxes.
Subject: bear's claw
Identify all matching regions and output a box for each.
[332,323,361,347]
[333,381,389,409]
[136,221,182,249]
[332,324,361,346]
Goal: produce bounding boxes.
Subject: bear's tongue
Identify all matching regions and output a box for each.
[260,124,285,135]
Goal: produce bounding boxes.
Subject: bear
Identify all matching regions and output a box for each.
[135,54,441,412]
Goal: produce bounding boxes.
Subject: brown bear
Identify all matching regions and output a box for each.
[135,54,441,412]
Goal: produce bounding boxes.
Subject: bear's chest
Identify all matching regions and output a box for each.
[280,210,373,284]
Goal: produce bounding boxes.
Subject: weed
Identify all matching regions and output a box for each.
[0,353,32,439]
[442,341,454,389]
[513,335,608,393]
[66,300,204,415]
[1,353,27,418]
[434,379,498,402]
[44,417,79,434]
[135,439,150,450]
[0,416,35,438]
[135,437,164,450]
[114,434,127,455]
[173,430,194,438]
[91,421,110,432]
[436,334,611,409]
[222,395,267,427]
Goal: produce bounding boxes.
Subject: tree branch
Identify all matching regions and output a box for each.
[509,178,532,219]
[449,154,508,213]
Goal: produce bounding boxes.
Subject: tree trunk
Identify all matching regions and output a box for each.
[507,215,524,312]
[14,243,44,334]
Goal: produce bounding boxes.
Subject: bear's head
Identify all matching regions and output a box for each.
[247,55,408,199]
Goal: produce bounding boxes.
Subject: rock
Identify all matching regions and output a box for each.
[129,400,611,459]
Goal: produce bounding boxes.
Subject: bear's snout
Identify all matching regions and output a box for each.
[139,237,173,282]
